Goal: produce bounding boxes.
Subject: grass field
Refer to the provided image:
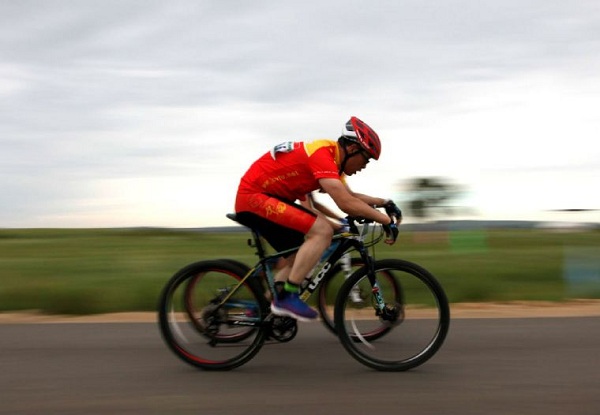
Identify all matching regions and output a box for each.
[1,226,599,315]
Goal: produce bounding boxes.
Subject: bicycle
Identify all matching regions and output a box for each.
[158,211,450,371]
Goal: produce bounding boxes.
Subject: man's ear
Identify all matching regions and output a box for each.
[346,143,361,153]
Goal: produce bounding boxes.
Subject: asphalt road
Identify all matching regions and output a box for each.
[1,317,599,415]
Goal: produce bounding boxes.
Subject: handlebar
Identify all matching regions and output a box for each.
[340,216,378,244]
[345,206,401,245]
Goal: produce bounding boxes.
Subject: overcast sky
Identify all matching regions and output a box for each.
[1,0,599,228]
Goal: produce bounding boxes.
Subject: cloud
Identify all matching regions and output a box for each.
[0,1,599,226]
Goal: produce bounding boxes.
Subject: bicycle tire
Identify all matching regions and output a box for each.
[317,258,400,341]
[334,259,450,371]
[158,259,268,370]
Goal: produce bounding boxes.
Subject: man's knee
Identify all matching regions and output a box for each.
[307,216,334,239]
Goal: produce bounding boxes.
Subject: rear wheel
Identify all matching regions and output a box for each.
[158,259,267,370]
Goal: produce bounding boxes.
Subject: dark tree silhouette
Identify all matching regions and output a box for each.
[404,177,464,219]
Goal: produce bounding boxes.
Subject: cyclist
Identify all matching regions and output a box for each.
[234,116,402,321]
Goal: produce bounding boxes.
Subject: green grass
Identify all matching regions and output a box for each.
[0,227,598,314]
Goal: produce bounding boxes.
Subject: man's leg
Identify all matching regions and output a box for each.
[274,255,293,283]
[235,194,334,320]
[286,216,334,285]
[270,216,335,321]
[273,255,292,299]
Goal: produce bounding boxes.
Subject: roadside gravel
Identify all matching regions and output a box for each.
[1,300,599,324]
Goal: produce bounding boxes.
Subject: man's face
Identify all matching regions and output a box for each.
[343,145,371,176]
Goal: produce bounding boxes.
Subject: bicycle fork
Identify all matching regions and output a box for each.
[362,255,385,310]
[356,249,397,321]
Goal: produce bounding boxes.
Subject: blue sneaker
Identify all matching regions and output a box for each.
[271,292,318,322]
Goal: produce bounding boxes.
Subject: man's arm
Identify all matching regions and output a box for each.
[306,193,342,220]
[298,193,341,231]
[347,189,388,208]
[319,178,391,225]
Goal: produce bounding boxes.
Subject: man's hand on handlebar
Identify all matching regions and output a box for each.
[383,200,403,224]
[382,220,399,245]
[381,200,401,245]
[345,200,402,244]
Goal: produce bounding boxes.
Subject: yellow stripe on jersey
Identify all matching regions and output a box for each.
[303,139,346,185]
[303,139,340,164]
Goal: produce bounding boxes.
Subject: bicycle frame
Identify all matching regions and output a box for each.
[159,211,450,371]
[215,218,388,320]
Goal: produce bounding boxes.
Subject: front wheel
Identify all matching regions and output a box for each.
[158,259,268,370]
[334,259,450,371]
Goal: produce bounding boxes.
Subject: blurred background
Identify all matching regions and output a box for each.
[0,1,598,314]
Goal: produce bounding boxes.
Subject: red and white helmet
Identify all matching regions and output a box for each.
[341,116,382,160]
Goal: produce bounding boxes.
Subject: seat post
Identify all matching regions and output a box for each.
[249,229,267,259]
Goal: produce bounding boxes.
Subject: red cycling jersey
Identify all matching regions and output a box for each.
[235,139,343,235]
[238,139,341,200]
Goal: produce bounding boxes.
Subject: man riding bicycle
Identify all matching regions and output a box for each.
[234,116,402,321]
